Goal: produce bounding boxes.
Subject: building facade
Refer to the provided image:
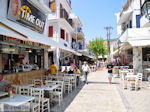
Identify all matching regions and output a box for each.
[116,0,150,80]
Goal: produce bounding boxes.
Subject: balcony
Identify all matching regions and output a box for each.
[60,9,73,27]
[77,28,84,40]
[140,15,150,27]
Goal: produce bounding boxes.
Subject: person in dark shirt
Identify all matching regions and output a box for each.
[106,61,114,84]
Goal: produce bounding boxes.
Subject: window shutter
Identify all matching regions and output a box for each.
[50,0,56,12]
[48,26,53,37]
[66,33,68,41]
[61,29,65,39]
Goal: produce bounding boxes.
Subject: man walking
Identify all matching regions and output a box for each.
[82,61,90,84]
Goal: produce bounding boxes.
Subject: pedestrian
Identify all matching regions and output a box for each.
[97,59,101,71]
[49,62,57,75]
[82,61,90,84]
[106,61,114,84]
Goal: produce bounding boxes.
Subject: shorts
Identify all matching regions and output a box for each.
[107,73,113,77]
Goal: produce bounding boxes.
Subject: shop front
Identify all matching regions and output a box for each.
[0,35,49,74]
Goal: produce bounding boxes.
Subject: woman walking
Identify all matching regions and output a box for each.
[106,61,114,84]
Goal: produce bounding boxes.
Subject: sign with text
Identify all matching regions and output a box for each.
[7,0,46,33]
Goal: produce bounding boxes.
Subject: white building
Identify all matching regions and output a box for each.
[116,0,150,80]
[0,0,77,74]
[45,0,85,67]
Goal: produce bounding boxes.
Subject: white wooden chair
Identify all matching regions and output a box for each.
[19,86,30,96]
[31,88,50,112]
[127,73,143,91]
[63,77,73,93]
[135,73,143,90]
[51,81,64,106]
[30,88,41,112]
[120,73,127,89]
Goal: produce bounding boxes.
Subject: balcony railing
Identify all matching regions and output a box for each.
[66,0,71,8]
[60,9,73,27]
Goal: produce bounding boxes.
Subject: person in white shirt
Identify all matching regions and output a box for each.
[82,61,90,84]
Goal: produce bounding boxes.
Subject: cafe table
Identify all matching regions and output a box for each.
[0,94,35,106]
[36,85,59,91]
[126,75,137,81]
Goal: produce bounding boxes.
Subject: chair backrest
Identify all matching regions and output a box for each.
[19,86,30,96]
[30,88,44,99]
[136,73,143,82]
[53,81,63,93]
[45,80,54,85]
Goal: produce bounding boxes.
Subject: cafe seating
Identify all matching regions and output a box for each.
[127,73,143,91]
[51,81,64,106]
[63,78,72,94]
[19,86,30,96]
[31,88,50,112]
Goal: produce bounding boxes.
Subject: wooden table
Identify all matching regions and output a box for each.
[0,94,35,106]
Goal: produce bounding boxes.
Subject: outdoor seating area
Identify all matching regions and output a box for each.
[0,73,81,112]
[119,68,143,91]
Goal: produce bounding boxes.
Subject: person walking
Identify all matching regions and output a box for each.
[106,61,114,84]
[82,61,90,84]
[97,59,101,71]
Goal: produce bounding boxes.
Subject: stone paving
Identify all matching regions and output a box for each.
[51,70,150,112]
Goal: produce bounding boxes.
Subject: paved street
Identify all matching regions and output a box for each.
[52,70,127,112]
[51,70,150,112]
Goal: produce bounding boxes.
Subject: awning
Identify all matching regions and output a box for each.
[59,46,82,56]
[0,18,61,48]
[0,18,82,55]
[118,10,132,25]
[128,40,150,47]
[0,24,28,41]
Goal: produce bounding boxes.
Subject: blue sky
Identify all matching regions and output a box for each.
[72,0,126,42]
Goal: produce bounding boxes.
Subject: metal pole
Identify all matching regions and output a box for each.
[104,26,113,61]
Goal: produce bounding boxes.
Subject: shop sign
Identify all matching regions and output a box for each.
[1,36,50,49]
[7,0,46,33]
[1,47,19,54]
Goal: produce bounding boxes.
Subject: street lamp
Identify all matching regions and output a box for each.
[141,0,150,20]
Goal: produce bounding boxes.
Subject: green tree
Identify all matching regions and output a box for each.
[88,38,107,59]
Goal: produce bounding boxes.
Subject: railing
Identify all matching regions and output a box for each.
[66,0,71,8]
[60,9,73,27]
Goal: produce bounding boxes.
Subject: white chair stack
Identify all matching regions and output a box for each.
[128,73,143,91]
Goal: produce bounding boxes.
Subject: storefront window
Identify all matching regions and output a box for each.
[143,48,150,61]
[0,44,45,74]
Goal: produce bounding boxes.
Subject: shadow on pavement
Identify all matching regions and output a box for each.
[51,82,85,112]
[87,81,120,85]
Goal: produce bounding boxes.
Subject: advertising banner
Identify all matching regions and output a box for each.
[7,0,46,33]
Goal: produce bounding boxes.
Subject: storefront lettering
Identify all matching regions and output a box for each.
[0,36,50,49]
[8,0,46,33]
[18,5,45,29]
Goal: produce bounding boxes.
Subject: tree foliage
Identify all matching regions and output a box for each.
[87,38,107,59]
